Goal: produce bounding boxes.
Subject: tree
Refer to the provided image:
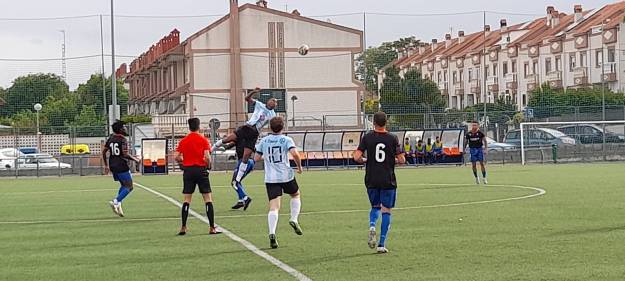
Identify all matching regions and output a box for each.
[356,36,424,92]
[75,74,129,117]
[41,93,81,128]
[1,74,69,117]
[529,84,625,118]
[379,68,445,129]
[69,105,107,137]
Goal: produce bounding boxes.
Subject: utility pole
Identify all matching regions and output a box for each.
[110,0,119,121]
[59,30,66,81]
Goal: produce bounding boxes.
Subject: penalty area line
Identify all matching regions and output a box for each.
[133,182,312,281]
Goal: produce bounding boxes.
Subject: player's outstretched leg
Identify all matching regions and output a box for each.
[368,206,381,249]
[109,176,133,217]
[213,134,237,149]
[377,207,392,254]
[231,159,254,210]
[288,192,302,235]
[480,161,487,184]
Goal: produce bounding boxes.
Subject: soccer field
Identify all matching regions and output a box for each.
[1,164,624,281]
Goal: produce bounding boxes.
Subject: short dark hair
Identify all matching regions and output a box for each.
[270,116,284,133]
[111,120,126,135]
[373,112,387,127]
[188,118,200,132]
[471,120,479,124]
[418,139,423,143]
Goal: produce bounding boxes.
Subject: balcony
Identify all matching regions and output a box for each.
[438,81,449,95]
[573,67,588,86]
[487,76,499,92]
[505,73,518,89]
[453,80,464,95]
[526,74,538,91]
[546,71,563,89]
[602,62,617,82]
[469,79,481,94]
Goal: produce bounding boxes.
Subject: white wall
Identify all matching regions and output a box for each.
[192,54,230,90]
[190,93,231,124]
[284,52,354,88]
[287,90,359,127]
[190,18,231,50]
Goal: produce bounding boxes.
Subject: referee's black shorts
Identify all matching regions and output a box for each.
[234,125,260,150]
[182,166,211,194]
[266,179,300,201]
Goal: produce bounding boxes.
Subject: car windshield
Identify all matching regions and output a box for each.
[540,128,567,137]
[37,158,57,163]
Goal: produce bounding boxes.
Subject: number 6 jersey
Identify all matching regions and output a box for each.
[256,134,297,183]
[105,134,130,173]
[357,130,402,189]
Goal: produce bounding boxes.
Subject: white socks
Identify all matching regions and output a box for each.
[235,162,248,182]
[290,198,301,223]
[214,139,223,148]
[268,210,279,235]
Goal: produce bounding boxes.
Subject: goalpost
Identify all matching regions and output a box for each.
[520,120,625,165]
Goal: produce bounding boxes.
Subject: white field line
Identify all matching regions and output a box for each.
[134,182,312,281]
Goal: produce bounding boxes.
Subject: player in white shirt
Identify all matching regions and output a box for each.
[254,116,304,249]
[213,87,277,210]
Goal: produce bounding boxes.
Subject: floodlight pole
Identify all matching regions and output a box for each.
[110,0,118,121]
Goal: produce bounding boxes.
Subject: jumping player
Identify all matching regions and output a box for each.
[213,87,277,209]
[464,121,488,184]
[254,117,304,249]
[353,112,406,254]
[103,120,140,217]
[228,141,254,210]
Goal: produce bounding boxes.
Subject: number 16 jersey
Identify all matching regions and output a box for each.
[256,134,297,183]
[357,131,402,189]
[105,134,130,173]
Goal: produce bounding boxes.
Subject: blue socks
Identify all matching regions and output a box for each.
[234,182,247,200]
[379,213,392,247]
[369,207,381,227]
[233,160,255,200]
[116,186,132,202]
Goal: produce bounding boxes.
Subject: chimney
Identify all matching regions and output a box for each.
[292,9,301,16]
[397,48,405,59]
[445,33,452,48]
[407,47,415,57]
[484,25,491,36]
[418,45,426,54]
[500,19,508,32]
[546,6,554,26]
[574,5,583,23]
[458,30,465,43]
[551,10,560,27]
[431,39,438,52]
[256,0,268,8]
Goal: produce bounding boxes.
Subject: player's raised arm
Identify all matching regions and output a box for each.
[245,87,261,104]
[289,147,303,174]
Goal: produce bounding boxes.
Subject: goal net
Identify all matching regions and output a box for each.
[518,121,625,165]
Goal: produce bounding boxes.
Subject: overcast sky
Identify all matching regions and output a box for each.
[0,0,617,89]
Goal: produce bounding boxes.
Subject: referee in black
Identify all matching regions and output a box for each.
[174,118,221,235]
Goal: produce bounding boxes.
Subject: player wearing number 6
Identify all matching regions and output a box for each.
[103,120,140,217]
[354,112,405,254]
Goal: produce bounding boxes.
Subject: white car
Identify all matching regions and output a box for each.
[0,148,24,170]
[15,154,72,170]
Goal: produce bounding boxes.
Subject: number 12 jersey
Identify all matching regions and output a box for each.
[357,131,402,189]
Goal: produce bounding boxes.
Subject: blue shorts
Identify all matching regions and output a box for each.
[367,188,397,208]
[470,147,484,162]
[113,171,132,182]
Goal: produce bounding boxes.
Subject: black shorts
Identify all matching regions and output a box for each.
[234,125,260,151]
[182,166,211,194]
[266,179,300,201]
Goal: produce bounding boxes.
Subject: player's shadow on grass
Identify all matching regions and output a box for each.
[548,225,625,236]
[288,252,376,265]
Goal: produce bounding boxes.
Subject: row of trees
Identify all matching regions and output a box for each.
[0,73,129,136]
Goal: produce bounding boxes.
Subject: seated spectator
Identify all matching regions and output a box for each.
[425,138,434,165]
[415,140,426,165]
[403,137,414,165]
[432,136,444,163]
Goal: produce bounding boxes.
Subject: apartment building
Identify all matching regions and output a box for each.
[382,2,625,110]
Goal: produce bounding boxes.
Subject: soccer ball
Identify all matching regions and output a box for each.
[298,44,310,56]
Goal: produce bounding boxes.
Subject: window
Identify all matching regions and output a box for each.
[468,69,473,80]
[503,62,508,75]
[580,52,587,67]
[608,48,616,63]
[437,71,442,83]
[555,56,562,71]
[532,61,538,75]
[569,53,576,72]
[493,64,498,76]
[596,50,603,68]
[485,65,489,78]
[545,58,552,74]
[511,60,517,73]
[459,70,464,82]
[452,71,457,83]
[524,62,530,77]
[443,71,448,82]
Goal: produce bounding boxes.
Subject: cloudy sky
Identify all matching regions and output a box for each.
[0,0,617,89]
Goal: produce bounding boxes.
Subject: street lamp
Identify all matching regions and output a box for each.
[34,103,42,152]
[291,95,298,128]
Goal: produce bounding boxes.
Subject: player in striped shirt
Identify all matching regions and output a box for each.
[254,116,304,249]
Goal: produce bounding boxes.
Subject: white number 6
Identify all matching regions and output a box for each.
[375,143,386,162]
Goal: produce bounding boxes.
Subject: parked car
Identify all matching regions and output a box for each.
[557,124,625,144]
[18,147,39,154]
[0,148,24,170]
[15,154,72,170]
[486,137,516,151]
[504,128,576,147]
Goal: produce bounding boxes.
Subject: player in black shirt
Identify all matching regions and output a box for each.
[103,120,139,217]
[354,112,405,254]
[464,121,488,185]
